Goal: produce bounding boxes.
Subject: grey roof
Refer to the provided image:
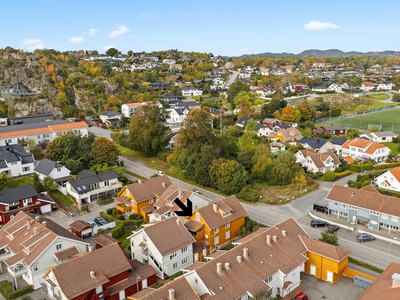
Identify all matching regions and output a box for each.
[322,125,346,131]
[179,86,199,91]
[34,158,63,176]
[313,86,328,89]
[299,137,327,149]
[331,137,348,146]
[0,185,38,204]
[70,171,119,194]
[255,123,267,131]
[100,111,122,117]
[0,120,67,134]
[236,116,254,125]
[0,144,34,168]
[372,131,397,137]
[105,118,120,124]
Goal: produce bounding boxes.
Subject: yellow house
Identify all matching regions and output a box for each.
[272,127,303,143]
[186,196,247,256]
[115,176,173,220]
[300,235,351,284]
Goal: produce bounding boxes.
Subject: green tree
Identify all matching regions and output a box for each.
[320,230,339,246]
[209,158,248,194]
[346,128,360,139]
[127,50,133,57]
[260,99,286,119]
[251,144,274,181]
[32,173,43,193]
[43,176,59,191]
[0,172,11,190]
[106,47,118,57]
[90,164,125,177]
[270,152,301,185]
[226,81,250,109]
[128,105,170,156]
[89,137,120,166]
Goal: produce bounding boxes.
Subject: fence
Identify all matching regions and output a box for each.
[93,221,116,235]
[43,191,74,217]
[308,210,355,232]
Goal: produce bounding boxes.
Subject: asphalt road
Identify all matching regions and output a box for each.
[226,70,239,86]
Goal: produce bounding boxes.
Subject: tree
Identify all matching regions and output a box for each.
[346,128,360,139]
[128,105,170,156]
[226,81,250,109]
[261,99,286,119]
[209,158,248,194]
[32,173,43,193]
[251,144,274,181]
[106,47,118,57]
[43,176,59,191]
[90,164,125,177]
[90,137,120,166]
[320,230,339,246]
[0,172,11,190]
[280,106,296,122]
[270,152,301,185]
[127,50,133,57]
[299,101,312,121]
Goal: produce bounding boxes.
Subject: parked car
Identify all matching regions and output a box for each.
[293,292,308,300]
[356,233,375,242]
[94,217,108,226]
[153,171,164,176]
[310,219,328,228]
[313,203,329,214]
[328,225,339,234]
[87,220,97,227]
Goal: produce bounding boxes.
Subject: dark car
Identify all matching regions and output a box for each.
[356,233,375,242]
[293,292,308,300]
[94,217,108,226]
[310,219,328,227]
[328,225,339,234]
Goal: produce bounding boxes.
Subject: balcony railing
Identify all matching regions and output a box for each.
[8,265,27,277]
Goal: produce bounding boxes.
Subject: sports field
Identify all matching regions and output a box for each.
[324,108,400,133]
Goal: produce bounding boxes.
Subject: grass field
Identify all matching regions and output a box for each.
[383,142,400,155]
[324,108,400,132]
[341,99,388,114]
[371,93,390,100]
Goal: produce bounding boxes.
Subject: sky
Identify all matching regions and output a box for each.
[1,0,400,56]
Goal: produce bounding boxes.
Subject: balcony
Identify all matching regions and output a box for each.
[116,204,133,213]
[8,264,27,277]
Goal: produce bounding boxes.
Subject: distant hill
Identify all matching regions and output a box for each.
[240,49,400,58]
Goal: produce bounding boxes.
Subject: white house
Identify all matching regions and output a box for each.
[360,82,375,91]
[0,120,88,146]
[121,102,148,118]
[180,87,203,97]
[360,131,397,143]
[340,138,390,162]
[0,144,34,177]
[256,87,275,97]
[34,158,72,194]
[328,84,342,93]
[238,71,252,79]
[0,211,89,290]
[66,170,122,205]
[375,166,400,192]
[298,151,341,174]
[312,86,329,93]
[166,108,191,124]
[376,82,394,90]
[255,123,274,138]
[129,217,195,279]
[99,111,123,126]
[163,59,176,65]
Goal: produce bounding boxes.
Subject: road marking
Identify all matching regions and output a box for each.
[367,253,383,260]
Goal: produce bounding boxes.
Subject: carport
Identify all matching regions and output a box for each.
[69,220,94,238]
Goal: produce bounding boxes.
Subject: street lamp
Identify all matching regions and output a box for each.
[136,274,141,292]
[257,196,263,228]
[387,237,397,266]
[178,170,185,180]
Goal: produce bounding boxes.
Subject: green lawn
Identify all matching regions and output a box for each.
[118,229,133,250]
[341,99,388,114]
[383,142,400,155]
[7,176,34,189]
[49,190,75,209]
[371,93,390,100]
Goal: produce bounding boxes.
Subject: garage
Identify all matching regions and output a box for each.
[69,220,94,239]
[41,204,52,214]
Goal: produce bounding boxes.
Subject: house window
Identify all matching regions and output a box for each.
[341,204,347,209]
[214,236,219,245]
[265,276,273,283]
[170,251,176,259]
[196,213,200,221]
[382,214,389,220]
[225,231,230,240]
[32,264,39,272]
[96,285,103,294]
[173,262,178,270]
[181,246,187,253]
[339,211,348,217]
[370,211,379,216]
[225,223,230,229]
[392,216,398,222]
[214,227,219,234]
[104,180,109,186]
[56,243,62,250]
[23,166,30,172]
[181,257,188,265]
[149,199,154,204]
[333,202,338,207]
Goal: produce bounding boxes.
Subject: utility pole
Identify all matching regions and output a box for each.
[220,110,222,136]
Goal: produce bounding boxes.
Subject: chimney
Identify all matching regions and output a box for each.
[162,182,166,188]
[42,221,47,227]
[90,271,96,279]
[224,262,230,271]
[35,216,40,221]
[243,247,249,260]
[351,192,355,196]
[176,218,181,226]
[95,169,98,175]
[27,220,30,229]
[282,230,287,237]
[33,227,38,235]
[272,235,278,243]
[266,235,272,246]
[168,288,175,300]
[392,273,400,288]
[213,203,218,213]
[89,246,94,252]
[138,179,143,185]
[216,262,222,275]
[237,255,242,264]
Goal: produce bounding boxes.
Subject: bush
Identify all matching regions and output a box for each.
[118,224,125,235]
[361,180,371,188]
[334,167,342,173]
[100,212,116,222]
[106,208,114,215]
[347,180,357,188]
[374,162,400,170]
[323,171,336,182]
[349,163,374,172]
[335,170,351,180]
[129,214,143,220]
[0,281,33,300]
[237,187,262,203]
[157,151,172,162]
[112,209,117,217]
[112,228,120,239]
[357,174,369,183]
[117,226,123,237]
[116,214,125,220]
[8,286,33,300]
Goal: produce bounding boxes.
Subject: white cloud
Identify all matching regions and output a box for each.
[103,45,115,51]
[68,36,85,44]
[21,38,45,50]
[89,28,98,36]
[109,25,131,38]
[304,21,339,31]
[240,48,249,52]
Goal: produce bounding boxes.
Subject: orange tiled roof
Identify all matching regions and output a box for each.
[343,156,355,164]
[49,121,87,131]
[125,103,142,107]
[364,142,387,154]
[362,82,374,86]
[390,166,400,182]
[0,127,52,138]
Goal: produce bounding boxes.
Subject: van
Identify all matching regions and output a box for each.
[313,203,329,214]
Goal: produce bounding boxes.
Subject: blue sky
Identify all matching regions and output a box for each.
[1,0,399,56]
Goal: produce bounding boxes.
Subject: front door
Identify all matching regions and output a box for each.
[142,278,147,289]
[327,271,333,283]
[310,264,316,276]
[119,290,125,300]
[194,253,199,262]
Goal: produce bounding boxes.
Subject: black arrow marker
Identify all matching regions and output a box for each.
[174,197,193,217]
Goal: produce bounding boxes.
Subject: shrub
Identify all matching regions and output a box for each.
[361,180,371,188]
[100,212,116,222]
[334,167,342,173]
[323,171,336,182]
[335,170,351,180]
[157,151,172,162]
[118,224,125,235]
[117,226,123,237]
[374,162,400,170]
[237,187,262,203]
[129,214,143,220]
[106,208,114,215]
[357,174,369,183]
[116,214,125,220]
[112,209,117,217]
[347,180,357,188]
[349,163,374,172]
[8,286,33,300]
[112,228,120,239]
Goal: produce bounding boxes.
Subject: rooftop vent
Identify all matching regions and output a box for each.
[272,235,278,243]
[224,262,230,271]
[351,192,355,196]
[90,271,96,279]
[266,235,272,246]
[282,230,287,237]
[237,255,242,264]
[216,262,222,275]
[243,247,249,259]
[213,203,218,213]
[168,288,175,300]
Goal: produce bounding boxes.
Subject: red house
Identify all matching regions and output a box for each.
[94,234,122,249]
[70,220,94,239]
[42,243,157,300]
[314,125,346,137]
[0,184,55,225]
[262,118,281,127]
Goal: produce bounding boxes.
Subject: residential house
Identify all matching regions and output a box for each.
[255,87,274,97]
[186,196,247,253]
[295,149,318,164]
[169,101,201,110]
[376,82,394,90]
[272,127,303,143]
[340,138,390,162]
[238,70,252,79]
[180,86,202,97]
[129,217,195,279]
[314,125,346,137]
[360,82,375,92]
[163,59,176,65]
[0,211,89,289]
[270,142,287,153]
[144,54,159,61]
[209,108,223,118]
[328,84,342,93]
[298,151,341,174]
[375,166,400,192]
[0,120,88,146]
[358,263,400,300]
[69,220,94,239]
[0,185,56,224]
[115,176,173,220]
[166,132,178,150]
[166,75,185,85]
[331,137,348,151]
[360,131,397,143]
[160,95,183,102]
[262,118,281,127]
[121,103,145,118]
[66,170,122,206]
[147,82,170,91]
[93,234,121,250]
[327,184,400,232]
[0,114,54,127]
[255,123,274,138]
[312,86,330,93]
[166,108,191,124]
[0,144,34,177]
[236,116,255,128]
[298,137,335,153]
[99,111,123,126]
[42,243,157,300]
[34,159,72,193]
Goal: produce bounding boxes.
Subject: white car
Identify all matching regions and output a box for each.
[156,171,164,176]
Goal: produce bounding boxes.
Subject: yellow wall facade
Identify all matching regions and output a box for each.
[304,252,348,284]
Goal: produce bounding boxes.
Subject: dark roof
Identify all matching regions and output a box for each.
[331,137,348,146]
[69,171,119,194]
[0,144,34,167]
[236,116,254,125]
[179,86,199,91]
[299,137,327,149]
[0,120,67,134]
[100,111,122,117]
[34,158,63,176]
[255,123,267,131]
[0,185,38,204]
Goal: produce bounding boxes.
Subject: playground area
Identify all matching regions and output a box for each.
[323,108,400,133]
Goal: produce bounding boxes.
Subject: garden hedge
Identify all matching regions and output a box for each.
[0,281,33,300]
[349,163,373,172]
[374,162,400,170]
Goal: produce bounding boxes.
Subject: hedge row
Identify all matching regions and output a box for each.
[0,281,33,300]
[374,162,400,170]
[334,170,352,180]
[349,163,374,172]
[99,211,145,228]
[376,187,400,198]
